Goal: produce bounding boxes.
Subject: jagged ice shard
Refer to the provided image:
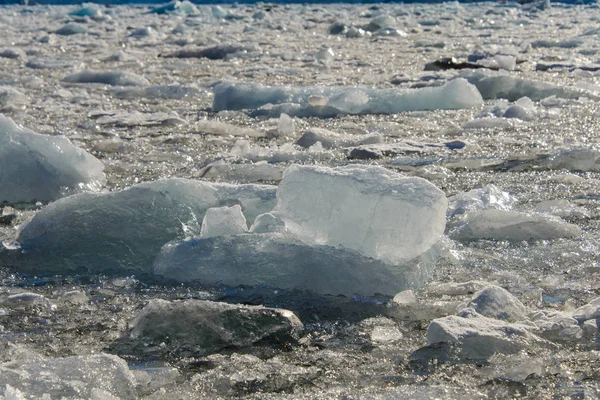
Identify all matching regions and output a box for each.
[212,78,483,116]
[11,178,276,274]
[0,115,106,204]
[153,165,448,295]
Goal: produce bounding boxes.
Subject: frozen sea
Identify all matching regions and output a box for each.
[1,0,600,398]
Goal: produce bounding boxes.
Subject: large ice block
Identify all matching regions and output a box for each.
[274,165,448,264]
[0,115,106,204]
[152,233,442,296]
[10,178,276,274]
[212,78,483,116]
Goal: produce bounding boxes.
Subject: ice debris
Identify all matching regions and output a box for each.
[540,149,600,172]
[448,185,516,217]
[197,160,284,183]
[200,205,248,238]
[111,85,201,100]
[275,165,447,264]
[296,127,382,149]
[572,297,600,323]
[0,87,28,112]
[458,70,598,101]
[462,285,528,322]
[212,79,483,116]
[163,45,257,60]
[0,115,105,204]
[0,354,137,399]
[450,210,582,242]
[11,178,276,273]
[127,299,303,356]
[55,23,87,36]
[427,314,549,360]
[63,70,150,86]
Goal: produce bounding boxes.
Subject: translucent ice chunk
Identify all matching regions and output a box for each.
[0,115,105,204]
[296,127,382,149]
[63,70,150,86]
[275,165,448,264]
[447,185,516,217]
[458,70,597,101]
[463,285,528,322]
[113,85,201,100]
[12,179,276,274]
[0,86,28,112]
[450,210,582,242]
[212,79,483,116]
[128,299,303,356]
[152,232,441,296]
[55,23,87,36]
[200,205,248,238]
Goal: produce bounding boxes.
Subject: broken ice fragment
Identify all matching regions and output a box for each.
[63,70,150,86]
[127,299,303,357]
[200,205,248,238]
[0,115,105,204]
[450,210,581,242]
[463,285,528,322]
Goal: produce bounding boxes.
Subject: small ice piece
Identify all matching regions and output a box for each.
[427,280,488,296]
[447,185,516,217]
[152,232,441,296]
[358,317,403,344]
[150,1,198,15]
[13,178,276,274]
[572,297,600,323]
[128,299,303,356]
[364,15,397,32]
[547,173,584,184]
[531,310,582,342]
[277,113,295,137]
[59,290,89,305]
[493,54,517,71]
[200,205,248,239]
[296,127,382,149]
[0,86,28,111]
[542,149,600,172]
[0,115,105,204]
[0,48,26,59]
[212,5,227,18]
[212,79,483,116]
[63,70,150,86]
[314,48,334,65]
[93,111,187,128]
[55,23,87,36]
[129,27,155,38]
[163,45,256,60]
[534,199,589,219]
[464,285,528,322]
[249,212,287,233]
[392,290,417,305]
[275,165,448,264]
[450,210,582,242]
[427,315,549,360]
[70,3,103,18]
[503,105,536,121]
[582,320,597,339]
[0,354,137,399]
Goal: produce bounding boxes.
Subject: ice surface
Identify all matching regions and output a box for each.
[213,78,483,116]
[447,185,516,217]
[450,210,582,242]
[11,178,276,273]
[63,70,150,86]
[128,299,303,356]
[152,232,441,296]
[200,205,248,238]
[427,314,549,360]
[296,127,382,149]
[0,115,106,204]
[275,165,448,264]
[0,354,137,399]
[463,285,528,322]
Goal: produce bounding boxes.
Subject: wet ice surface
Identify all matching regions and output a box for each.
[2,1,600,399]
